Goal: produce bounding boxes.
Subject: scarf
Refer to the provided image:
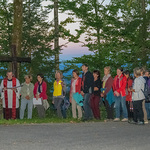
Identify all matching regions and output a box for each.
[102,74,111,82]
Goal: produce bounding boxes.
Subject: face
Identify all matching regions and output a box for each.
[93,73,98,79]
[7,72,13,80]
[117,69,122,76]
[37,75,43,82]
[25,77,31,84]
[145,72,149,77]
[73,72,78,78]
[82,65,88,72]
[104,68,109,76]
[56,72,61,80]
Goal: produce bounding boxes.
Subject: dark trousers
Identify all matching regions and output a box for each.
[83,93,93,120]
[126,101,134,120]
[104,99,114,119]
[3,108,19,120]
[36,105,45,118]
[54,97,63,118]
[133,100,144,122]
[90,94,100,119]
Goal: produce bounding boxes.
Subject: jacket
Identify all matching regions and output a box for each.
[103,76,114,96]
[33,81,48,100]
[126,78,133,101]
[81,71,94,94]
[132,76,145,101]
[113,74,127,97]
[20,82,34,100]
[70,77,82,94]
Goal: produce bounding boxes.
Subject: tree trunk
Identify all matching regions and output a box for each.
[11,0,23,78]
[54,0,59,70]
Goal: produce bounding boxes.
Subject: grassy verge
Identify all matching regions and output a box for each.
[0,105,108,125]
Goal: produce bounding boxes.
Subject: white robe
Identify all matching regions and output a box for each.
[0,79,21,108]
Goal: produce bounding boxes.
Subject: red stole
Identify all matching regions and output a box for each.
[3,77,17,119]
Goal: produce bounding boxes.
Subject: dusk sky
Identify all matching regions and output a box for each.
[42,0,104,61]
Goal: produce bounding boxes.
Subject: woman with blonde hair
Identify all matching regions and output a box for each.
[53,70,66,118]
[101,66,114,121]
[20,75,34,119]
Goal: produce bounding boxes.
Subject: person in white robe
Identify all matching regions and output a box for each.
[0,71,21,120]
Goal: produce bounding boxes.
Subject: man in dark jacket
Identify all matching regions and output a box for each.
[81,64,94,121]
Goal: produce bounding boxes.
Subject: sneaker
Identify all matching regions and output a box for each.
[136,121,144,125]
[113,118,120,122]
[129,120,137,124]
[121,118,128,122]
[144,121,148,124]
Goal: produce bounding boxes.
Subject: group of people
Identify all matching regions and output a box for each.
[70,64,150,125]
[0,64,150,125]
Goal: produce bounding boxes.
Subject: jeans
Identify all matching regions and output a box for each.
[83,93,93,120]
[145,102,150,120]
[115,96,128,118]
[20,99,33,119]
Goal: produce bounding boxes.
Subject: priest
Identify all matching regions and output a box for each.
[0,70,21,120]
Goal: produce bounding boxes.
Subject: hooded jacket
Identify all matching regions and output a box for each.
[132,76,145,101]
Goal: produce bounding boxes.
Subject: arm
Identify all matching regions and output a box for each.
[116,76,127,94]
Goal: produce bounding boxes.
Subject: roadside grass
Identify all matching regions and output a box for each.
[0,104,107,125]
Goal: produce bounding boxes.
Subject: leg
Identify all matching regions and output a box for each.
[142,100,148,122]
[20,99,28,119]
[114,96,121,118]
[121,96,128,119]
[137,100,144,122]
[133,101,138,122]
[77,104,82,119]
[83,93,93,120]
[36,105,45,118]
[94,96,100,119]
[71,96,77,118]
[27,99,33,119]
[54,98,63,118]
[90,95,96,118]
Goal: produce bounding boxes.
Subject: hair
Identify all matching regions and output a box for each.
[104,66,111,73]
[123,70,130,76]
[37,73,44,79]
[140,67,146,74]
[134,67,141,76]
[24,75,33,81]
[55,70,63,79]
[93,70,100,78]
[82,63,88,68]
[72,69,79,76]
[117,67,123,72]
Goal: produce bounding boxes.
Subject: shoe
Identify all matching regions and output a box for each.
[136,121,144,125]
[129,120,137,124]
[121,118,128,122]
[144,121,148,124]
[104,119,113,122]
[113,118,120,122]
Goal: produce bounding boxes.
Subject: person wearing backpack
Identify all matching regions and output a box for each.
[144,70,150,120]
[140,68,149,124]
[130,67,145,125]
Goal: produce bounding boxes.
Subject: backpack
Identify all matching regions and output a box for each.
[143,78,150,102]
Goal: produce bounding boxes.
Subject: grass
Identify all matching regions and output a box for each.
[0,104,108,125]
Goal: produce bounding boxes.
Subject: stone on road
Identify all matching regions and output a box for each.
[0,122,150,150]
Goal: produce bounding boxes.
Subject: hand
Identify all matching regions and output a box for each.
[52,100,54,104]
[25,95,30,100]
[36,94,39,100]
[81,91,84,96]
[61,82,64,87]
[12,88,16,92]
[101,93,104,97]
[114,91,120,97]
[3,87,7,91]
[94,87,99,91]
